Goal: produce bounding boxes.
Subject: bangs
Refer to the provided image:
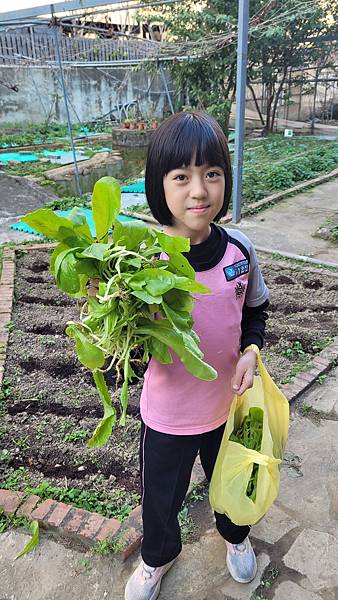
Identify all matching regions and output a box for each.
[160,113,227,173]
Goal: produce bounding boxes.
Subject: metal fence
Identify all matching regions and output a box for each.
[0,28,159,65]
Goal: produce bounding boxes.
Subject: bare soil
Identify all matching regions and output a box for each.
[0,249,337,520]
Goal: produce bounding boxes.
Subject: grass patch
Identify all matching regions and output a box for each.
[1,471,140,522]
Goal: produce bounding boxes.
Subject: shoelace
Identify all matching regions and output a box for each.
[233,542,248,553]
[142,564,156,580]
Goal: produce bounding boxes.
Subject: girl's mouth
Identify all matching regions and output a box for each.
[188,205,210,214]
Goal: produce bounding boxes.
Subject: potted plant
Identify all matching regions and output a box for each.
[151,120,159,129]
[123,119,130,129]
[137,120,145,130]
[129,120,136,130]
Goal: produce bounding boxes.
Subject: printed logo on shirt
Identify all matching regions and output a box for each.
[235,281,246,299]
[223,259,249,281]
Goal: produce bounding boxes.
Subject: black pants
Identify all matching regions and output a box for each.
[140,420,250,567]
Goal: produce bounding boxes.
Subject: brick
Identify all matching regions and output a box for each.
[0,489,25,515]
[120,528,142,561]
[126,505,142,531]
[61,507,88,534]
[16,494,41,517]
[295,372,315,385]
[47,501,72,527]
[312,356,330,369]
[30,499,57,522]
[77,513,106,541]
[95,517,121,542]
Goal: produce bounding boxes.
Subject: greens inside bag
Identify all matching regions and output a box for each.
[229,407,263,502]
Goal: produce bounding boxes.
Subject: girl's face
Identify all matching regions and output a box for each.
[163,159,225,243]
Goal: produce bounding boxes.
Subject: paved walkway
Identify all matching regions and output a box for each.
[230,178,338,264]
[1,366,338,599]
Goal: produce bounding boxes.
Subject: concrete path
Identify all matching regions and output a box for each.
[230,178,338,264]
[1,367,338,599]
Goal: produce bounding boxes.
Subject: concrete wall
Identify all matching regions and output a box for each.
[0,65,169,124]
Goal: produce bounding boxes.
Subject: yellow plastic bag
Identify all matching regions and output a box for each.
[209,347,289,526]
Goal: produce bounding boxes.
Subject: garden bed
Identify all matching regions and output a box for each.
[0,249,337,523]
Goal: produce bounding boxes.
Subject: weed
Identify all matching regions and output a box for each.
[23,480,140,521]
[317,374,327,385]
[281,340,306,359]
[93,536,126,556]
[0,508,31,534]
[178,505,195,543]
[280,357,310,384]
[3,467,29,490]
[76,558,93,573]
[4,320,14,332]
[311,336,336,353]
[0,449,12,463]
[63,429,90,443]
[14,436,30,451]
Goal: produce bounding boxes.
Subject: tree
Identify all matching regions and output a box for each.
[139,0,338,133]
[247,0,338,133]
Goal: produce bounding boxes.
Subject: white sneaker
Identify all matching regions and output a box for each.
[225,537,257,583]
[124,557,177,600]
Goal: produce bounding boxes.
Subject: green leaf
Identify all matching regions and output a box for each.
[173,276,211,294]
[15,520,39,560]
[162,301,193,331]
[66,207,95,242]
[92,177,121,243]
[156,230,190,254]
[22,209,79,241]
[50,243,68,276]
[138,320,217,381]
[128,268,176,296]
[167,253,195,280]
[80,243,110,261]
[54,248,82,294]
[113,220,151,251]
[148,338,173,364]
[66,324,105,370]
[87,371,116,447]
[164,288,193,312]
[131,290,163,304]
[75,258,99,277]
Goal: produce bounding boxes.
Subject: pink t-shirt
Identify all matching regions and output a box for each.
[140,230,267,435]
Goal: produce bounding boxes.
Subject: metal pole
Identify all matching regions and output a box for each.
[160,63,175,114]
[311,67,319,136]
[232,0,249,224]
[52,17,82,197]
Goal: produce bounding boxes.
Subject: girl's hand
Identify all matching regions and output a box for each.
[87,278,99,297]
[231,350,257,396]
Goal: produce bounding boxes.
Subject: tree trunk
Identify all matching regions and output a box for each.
[264,83,275,135]
[247,80,265,126]
[270,66,288,132]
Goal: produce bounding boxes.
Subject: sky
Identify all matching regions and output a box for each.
[0,0,51,11]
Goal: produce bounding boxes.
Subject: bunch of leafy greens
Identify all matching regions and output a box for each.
[229,407,263,502]
[22,177,217,447]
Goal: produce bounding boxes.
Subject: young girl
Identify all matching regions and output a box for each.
[125,112,269,600]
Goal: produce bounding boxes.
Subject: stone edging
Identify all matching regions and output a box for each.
[0,246,337,559]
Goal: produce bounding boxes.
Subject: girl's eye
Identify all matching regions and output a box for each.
[174,174,187,181]
[206,171,221,179]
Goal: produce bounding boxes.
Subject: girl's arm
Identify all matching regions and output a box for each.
[240,298,269,352]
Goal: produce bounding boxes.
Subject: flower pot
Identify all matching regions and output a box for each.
[137,122,145,130]
[151,121,159,129]
[129,122,136,130]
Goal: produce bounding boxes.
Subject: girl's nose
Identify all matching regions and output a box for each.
[190,176,207,199]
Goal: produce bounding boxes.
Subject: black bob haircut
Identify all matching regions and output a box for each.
[145,111,233,226]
